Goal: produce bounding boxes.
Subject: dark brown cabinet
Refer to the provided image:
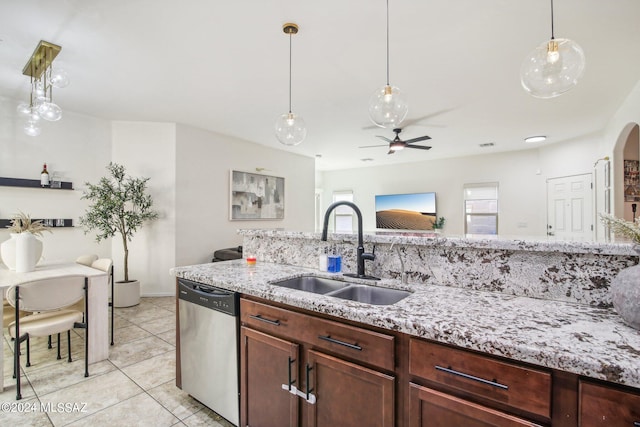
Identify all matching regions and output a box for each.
[240,298,396,427]
[409,337,551,425]
[409,382,542,426]
[579,380,640,426]
[240,327,299,427]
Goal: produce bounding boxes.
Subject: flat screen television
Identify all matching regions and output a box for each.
[375,192,437,230]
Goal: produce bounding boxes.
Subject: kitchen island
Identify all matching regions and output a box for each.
[173,231,640,426]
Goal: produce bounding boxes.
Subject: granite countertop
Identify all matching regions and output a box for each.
[172,260,640,389]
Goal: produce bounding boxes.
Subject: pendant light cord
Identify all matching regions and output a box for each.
[289,32,293,114]
[386,0,390,86]
[550,0,555,40]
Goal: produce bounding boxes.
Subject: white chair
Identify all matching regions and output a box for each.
[76,254,98,266]
[6,275,89,400]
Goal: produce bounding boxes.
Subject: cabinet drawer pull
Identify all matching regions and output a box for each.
[435,365,509,390]
[287,357,296,391]
[633,422,640,427]
[318,335,362,351]
[248,314,281,326]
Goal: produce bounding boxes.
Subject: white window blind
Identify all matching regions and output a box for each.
[332,191,354,233]
[464,183,499,235]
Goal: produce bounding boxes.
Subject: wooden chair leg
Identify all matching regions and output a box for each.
[67,330,72,362]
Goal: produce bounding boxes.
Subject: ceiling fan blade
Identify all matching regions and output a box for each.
[359,144,388,148]
[400,108,456,127]
[387,150,395,155]
[404,135,432,144]
[405,145,432,150]
[376,136,393,143]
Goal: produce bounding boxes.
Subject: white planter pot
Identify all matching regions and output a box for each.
[1,233,43,271]
[114,280,140,307]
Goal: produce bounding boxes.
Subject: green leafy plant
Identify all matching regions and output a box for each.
[432,217,446,230]
[79,162,158,282]
[599,212,640,244]
[6,211,50,237]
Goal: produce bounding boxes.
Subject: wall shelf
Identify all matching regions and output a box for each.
[0,177,73,190]
[0,219,74,228]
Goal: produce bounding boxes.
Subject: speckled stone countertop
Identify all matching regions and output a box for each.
[172,260,640,390]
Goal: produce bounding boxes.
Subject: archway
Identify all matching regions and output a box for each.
[613,123,640,222]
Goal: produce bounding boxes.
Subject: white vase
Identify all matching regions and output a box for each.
[1,233,43,271]
[611,263,640,330]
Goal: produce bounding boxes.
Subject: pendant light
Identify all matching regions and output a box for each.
[368,0,408,128]
[520,0,585,98]
[275,23,306,146]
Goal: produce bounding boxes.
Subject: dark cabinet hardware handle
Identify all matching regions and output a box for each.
[435,365,509,390]
[248,314,280,326]
[633,422,640,427]
[318,335,362,351]
[305,364,314,401]
[287,357,296,391]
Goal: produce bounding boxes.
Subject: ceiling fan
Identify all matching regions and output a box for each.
[360,128,432,154]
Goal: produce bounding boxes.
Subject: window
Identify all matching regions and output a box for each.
[332,191,354,233]
[464,183,498,235]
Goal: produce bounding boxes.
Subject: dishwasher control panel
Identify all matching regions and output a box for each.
[178,278,239,316]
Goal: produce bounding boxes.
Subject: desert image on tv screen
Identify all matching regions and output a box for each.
[375,192,436,230]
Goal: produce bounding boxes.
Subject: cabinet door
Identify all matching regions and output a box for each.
[409,383,542,427]
[241,327,299,427]
[580,381,640,426]
[306,350,394,427]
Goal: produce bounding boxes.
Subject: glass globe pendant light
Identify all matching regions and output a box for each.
[275,23,307,146]
[368,0,408,128]
[520,0,585,98]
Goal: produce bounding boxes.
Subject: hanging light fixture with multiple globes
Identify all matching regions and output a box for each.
[520,0,585,98]
[16,40,69,136]
[368,0,408,129]
[275,23,307,146]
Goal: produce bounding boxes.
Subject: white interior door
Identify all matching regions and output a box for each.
[547,174,594,240]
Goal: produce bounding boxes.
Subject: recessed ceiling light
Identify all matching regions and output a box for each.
[524,135,546,143]
[479,142,495,148]
[315,154,322,158]
[360,158,374,162]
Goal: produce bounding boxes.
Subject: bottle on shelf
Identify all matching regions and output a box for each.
[40,163,50,187]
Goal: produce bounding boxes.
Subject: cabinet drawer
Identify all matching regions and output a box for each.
[409,382,543,427]
[409,338,551,419]
[303,314,395,372]
[241,298,395,371]
[579,380,640,426]
[241,299,307,340]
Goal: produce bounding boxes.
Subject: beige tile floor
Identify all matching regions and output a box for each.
[1,297,235,427]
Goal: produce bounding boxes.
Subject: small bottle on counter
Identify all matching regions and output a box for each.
[327,245,342,273]
[40,163,50,187]
[319,247,328,271]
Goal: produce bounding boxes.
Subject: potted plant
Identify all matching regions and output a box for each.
[79,162,158,307]
[1,211,50,272]
[432,217,446,233]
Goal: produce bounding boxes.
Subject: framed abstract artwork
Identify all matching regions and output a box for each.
[230,170,284,220]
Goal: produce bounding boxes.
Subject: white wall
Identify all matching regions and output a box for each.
[175,124,316,267]
[111,121,177,296]
[319,138,599,237]
[0,96,112,262]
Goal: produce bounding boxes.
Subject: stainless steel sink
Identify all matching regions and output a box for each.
[271,276,350,294]
[327,285,411,305]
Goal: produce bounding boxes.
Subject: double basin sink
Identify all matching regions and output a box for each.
[270,275,411,306]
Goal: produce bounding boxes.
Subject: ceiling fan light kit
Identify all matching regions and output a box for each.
[275,23,307,146]
[520,0,585,98]
[368,0,408,128]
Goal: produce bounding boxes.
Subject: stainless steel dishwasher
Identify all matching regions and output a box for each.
[178,278,239,426]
